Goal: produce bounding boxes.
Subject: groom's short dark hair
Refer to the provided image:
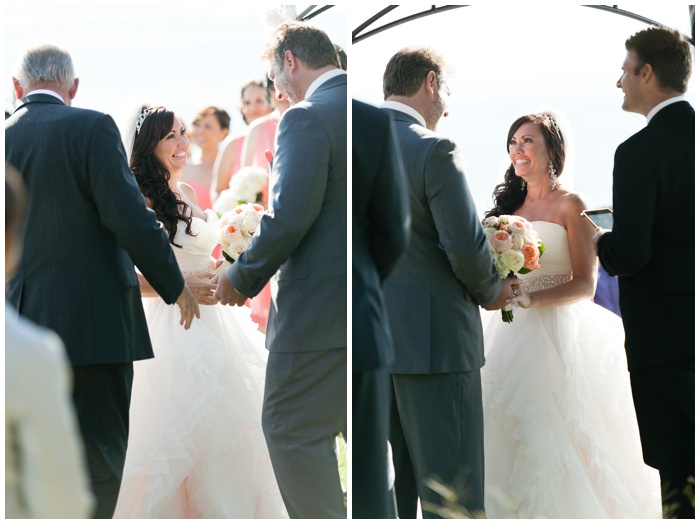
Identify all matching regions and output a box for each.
[383,47,448,100]
[625,27,693,93]
[262,21,339,71]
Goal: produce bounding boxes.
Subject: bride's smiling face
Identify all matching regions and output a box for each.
[154,117,189,174]
[509,122,551,181]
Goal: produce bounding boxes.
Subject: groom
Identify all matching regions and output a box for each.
[215,21,347,519]
[380,47,517,518]
[593,27,694,519]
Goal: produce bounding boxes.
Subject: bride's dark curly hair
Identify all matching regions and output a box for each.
[130,106,194,247]
[485,113,566,218]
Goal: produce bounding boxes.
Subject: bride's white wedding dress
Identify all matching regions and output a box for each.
[481,221,661,519]
[114,209,287,518]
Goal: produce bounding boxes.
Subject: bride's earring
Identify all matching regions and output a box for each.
[521,178,526,191]
[549,161,559,190]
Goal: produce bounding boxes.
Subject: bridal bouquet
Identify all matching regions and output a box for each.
[482,215,545,322]
[217,202,266,263]
[213,166,268,215]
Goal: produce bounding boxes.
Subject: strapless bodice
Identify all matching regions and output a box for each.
[519,221,572,293]
[171,209,218,273]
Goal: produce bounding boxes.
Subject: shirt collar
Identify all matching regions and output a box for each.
[25,89,66,103]
[646,96,685,124]
[305,69,345,100]
[380,100,427,128]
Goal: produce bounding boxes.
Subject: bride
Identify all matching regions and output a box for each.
[480,112,661,518]
[113,106,287,518]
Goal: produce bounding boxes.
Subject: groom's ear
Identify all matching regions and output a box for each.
[283,50,297,74]
[424,71,438,94]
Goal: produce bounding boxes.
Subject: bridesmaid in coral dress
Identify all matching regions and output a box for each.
[181,107,230,211]
[237,79,291,332]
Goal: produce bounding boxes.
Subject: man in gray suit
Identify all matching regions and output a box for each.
[215,22,347,519]
[5,44,198,518]
[380,47,516,518]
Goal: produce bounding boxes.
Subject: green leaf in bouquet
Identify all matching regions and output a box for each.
[256,191,263,202]
[538,240,546,256]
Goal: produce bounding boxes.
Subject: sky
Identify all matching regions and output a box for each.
[4,3,347,138]
[4,4,695,211]
[350,4,695,211]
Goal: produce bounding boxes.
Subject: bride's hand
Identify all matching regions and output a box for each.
[185,271,217,305]
[507,283,532,309]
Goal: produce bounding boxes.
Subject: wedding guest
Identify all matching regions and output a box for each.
[594,27,695,519]
[215,21,347,519]
[5,44,198,518]
[212,79,273,200]
[181,106,229,211]
[481,112,660,518]
[237,77,290,333]
[352,99,409,518]
[379,47,516,518]
[113,106,287,518]
[5,164,93,518]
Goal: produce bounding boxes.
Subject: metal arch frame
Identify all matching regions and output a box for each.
[348,5,695,46]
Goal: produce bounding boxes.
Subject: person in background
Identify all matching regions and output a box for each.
[212,79,273,201]
[181,106,229,211]
[5,163,94,518]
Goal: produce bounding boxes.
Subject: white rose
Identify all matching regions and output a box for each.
[511,232,525,250]
[240,217,259,236]
[500,249,525,274]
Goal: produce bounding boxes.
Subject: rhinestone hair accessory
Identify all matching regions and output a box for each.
[135,106,154,135]
[536,113,562,140]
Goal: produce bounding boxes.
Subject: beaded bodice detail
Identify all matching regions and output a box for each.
[519,221,572,294]
[171,209,218,274]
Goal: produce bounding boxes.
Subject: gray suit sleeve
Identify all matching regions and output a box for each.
[228,106,330,296]
[425,138,501,306]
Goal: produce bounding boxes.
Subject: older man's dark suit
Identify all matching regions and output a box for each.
[5,94,185,517]
[382,107,502,518]
[352,100,410,518]
[596,100,694,518]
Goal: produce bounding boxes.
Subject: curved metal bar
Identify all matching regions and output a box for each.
[298,5,335,22]
[353,6,399,39]
[352,5,469,44]
[584,5,694,45]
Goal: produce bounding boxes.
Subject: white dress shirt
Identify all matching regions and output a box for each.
[305,69,346,100]
[380,100,427,128]
[5,304,93,518]
[646,95,686,124]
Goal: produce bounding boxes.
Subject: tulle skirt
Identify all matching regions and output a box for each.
[481,300,661,518]
[114,299,287,518]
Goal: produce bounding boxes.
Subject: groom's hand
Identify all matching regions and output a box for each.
[484,276,520,310]
[214,272,248,307]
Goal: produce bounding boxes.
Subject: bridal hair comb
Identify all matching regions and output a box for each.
[135,106,155,135]
[535,113,562,140]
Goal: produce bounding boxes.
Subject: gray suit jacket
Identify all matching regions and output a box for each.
[229,74,347,353]
[5,94,185,366]
[382,108,501,374]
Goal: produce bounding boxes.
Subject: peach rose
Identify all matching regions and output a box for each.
[490,230,513,253]
[522,242,541,271]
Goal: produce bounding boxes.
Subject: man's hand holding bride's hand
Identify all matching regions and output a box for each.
[214,271,248,307]
[185,271,217,305]
[484,276,520,310]
[506,280,532,309]
[175,285,200,329]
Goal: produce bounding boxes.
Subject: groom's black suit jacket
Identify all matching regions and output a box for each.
[5,94,185,366]
[597,101,694,371]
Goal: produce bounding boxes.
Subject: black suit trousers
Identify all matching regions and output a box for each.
[352,368,396,518]
[630,360,694,518]
[71,363,134,518]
